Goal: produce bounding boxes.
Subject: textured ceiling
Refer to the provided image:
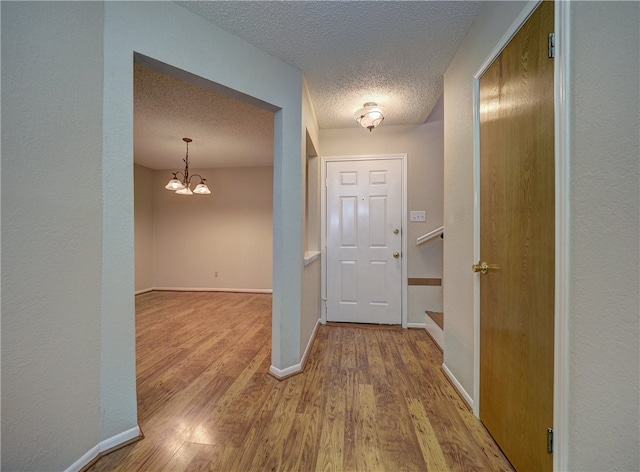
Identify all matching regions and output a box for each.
[134,63,274,170]
[135,1,484,170]
[177,1,484,128]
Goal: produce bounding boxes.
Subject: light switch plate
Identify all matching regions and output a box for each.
[410,211,426,222]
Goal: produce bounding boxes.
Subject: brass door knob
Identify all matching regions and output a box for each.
[472,261,499,275]
[393,228,400,235]
[393,252,400,259]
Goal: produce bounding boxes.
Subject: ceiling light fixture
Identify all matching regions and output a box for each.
[354,102,385,132]
[164,137,211,196]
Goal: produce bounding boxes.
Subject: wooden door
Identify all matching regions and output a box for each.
[326,158,402,324]
[478,2,555,471]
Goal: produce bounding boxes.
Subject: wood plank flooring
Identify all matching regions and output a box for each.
[89,291,513,471]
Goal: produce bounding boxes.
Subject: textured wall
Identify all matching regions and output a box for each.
[134,165,154,292]
[1,2,104,470]
[301,79,322,359]
[320,106,444,324]
[568,2,640,469]
[444,1,640,469]
[442,0,530,399]
[102,1,305,391]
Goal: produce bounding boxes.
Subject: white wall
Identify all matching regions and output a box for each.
[135,164,154,292]
[152,166,273,290]
[568,2,639,469]
[300,78,322,359]
[444,1,640,469]
[320,104,444,324]
[1,2,104,470]
[102,4,306,440]
[442,0,530,400]
[2,0,309,468]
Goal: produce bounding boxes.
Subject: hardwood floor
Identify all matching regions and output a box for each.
[89,291,513,471]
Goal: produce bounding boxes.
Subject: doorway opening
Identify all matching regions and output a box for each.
[132,53,277,415]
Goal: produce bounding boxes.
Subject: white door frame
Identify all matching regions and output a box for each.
[471,1,570,470]
[321,154,408,328]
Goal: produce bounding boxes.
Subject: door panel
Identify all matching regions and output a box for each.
[340,261,357,303]
[340,197,357,246]
[370,196,388,245]
[327,159,402,324]
[478,2,555,471]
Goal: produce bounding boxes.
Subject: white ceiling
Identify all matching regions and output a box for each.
[134,63,275,170]
[135,1,483,170]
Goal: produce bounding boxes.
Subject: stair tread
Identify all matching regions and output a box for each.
[426,310,444,330]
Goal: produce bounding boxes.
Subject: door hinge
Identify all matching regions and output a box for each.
[547,428,554,454]
[548,32,555,58]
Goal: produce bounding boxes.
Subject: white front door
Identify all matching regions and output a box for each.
[326,158,403,324]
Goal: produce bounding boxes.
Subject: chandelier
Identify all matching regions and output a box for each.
[164,137,211,195]
[354,102,385,132]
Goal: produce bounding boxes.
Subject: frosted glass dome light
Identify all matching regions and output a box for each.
[354,102,385,131]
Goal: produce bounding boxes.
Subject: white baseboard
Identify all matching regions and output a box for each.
[98,426,142,453]
[270,318,320,380]
[152,287,273,294]
[66,444,100,472]
[269,362,302,379]
[442,363,474,410]
[407,322,426,329]
[64,425,141,472]
[135,287,153,295]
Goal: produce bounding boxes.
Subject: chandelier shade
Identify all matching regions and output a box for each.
[354,102,385,131]
[175,186,193,195]
[164,137,211,196]
[164,177,185,191]
[193,183,212,195]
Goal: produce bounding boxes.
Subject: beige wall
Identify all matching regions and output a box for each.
[3,0,307,467]
[134,165,154,292]
[1,2,104,470]
[141,166,274,291]
[442,0,530,400]
[320,104,444,324]
[300,78,322,359]
[444,1,639,469]
[568,2,639,469]
[104,1,305,393]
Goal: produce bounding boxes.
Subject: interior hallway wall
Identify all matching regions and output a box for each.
[568,2,639,469]
[443,0,532,402]
[300,78,322,359]
[444,1,639,469]
[1,3,104,470]
[3,0,307,468]
[102,2,306,437]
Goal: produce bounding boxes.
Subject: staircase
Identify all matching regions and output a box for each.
[425,310,444,349]
[416,226,444,349]
[426,310,443,330]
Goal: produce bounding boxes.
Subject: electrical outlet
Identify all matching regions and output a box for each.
[410,211,426,222]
